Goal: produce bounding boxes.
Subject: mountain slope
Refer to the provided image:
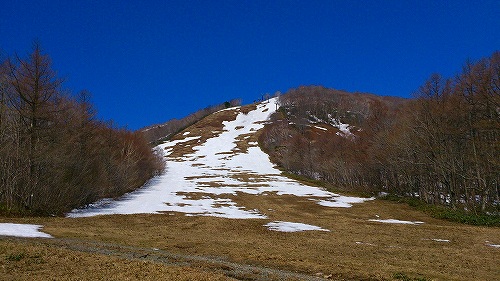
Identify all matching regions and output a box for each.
[69,98,371,228]
[5,97,499,281]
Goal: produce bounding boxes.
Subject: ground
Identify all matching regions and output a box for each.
[2,198,499,280]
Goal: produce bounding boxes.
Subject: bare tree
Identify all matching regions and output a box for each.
[5,43,62,209]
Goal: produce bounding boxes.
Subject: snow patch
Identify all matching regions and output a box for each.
[314,126,328,131]
[423,238,450,242]
[355,241,376,246]
[431,238,450,242]
[317,196,373,208]
[368,219,424,225]
[0,223,53,238]
[265,221,330,232]
[485,241,500,248]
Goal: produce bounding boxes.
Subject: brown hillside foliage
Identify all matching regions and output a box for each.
[376,52,499,213]
[260,86,404,193]
[261,52,499,213]
[0,44,164,216]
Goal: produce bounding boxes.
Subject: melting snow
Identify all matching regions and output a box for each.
[355,241,377,246]
[68,98,372,219]
[368,219,424,225]
[0,223,53,238]
[423,238,450,242]
[265,221,330,232]
[318,196,372,208]
[335,122,352,137]
[314,126,328,131]
[485,241,500,248]
[431,238,450,242]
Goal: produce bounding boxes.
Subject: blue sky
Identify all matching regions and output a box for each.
[1,1,499,130]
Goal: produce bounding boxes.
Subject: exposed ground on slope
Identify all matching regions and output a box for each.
[4,198,499,281]
[167,104,257,158]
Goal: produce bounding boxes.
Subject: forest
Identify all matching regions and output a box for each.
[260,52,499,214]
[0,45,164,216]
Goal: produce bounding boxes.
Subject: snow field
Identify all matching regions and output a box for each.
[0,223,53,238]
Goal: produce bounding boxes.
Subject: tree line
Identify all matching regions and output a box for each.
[376,52,499,213]
[260,52,499,214]
[0,44,164,216]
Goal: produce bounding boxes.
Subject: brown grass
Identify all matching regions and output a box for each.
[166,106,248,158]
[2,197,499,280]
[2,102,499,280]
[0,238,234,281]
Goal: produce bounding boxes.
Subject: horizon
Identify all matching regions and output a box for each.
[1,0,499,130]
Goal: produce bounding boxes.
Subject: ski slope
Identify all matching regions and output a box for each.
[68,98,373,231]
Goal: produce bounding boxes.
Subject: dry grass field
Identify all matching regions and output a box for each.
[2,103,499,280]
[2,197,499,280]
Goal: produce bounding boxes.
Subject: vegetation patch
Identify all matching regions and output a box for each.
[382,195,500,227]
[5,252,25,262]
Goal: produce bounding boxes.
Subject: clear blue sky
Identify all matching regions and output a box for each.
[1,1,499,130]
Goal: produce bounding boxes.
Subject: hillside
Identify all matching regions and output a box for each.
[140,99,242,144]
[261,77,499,216]
[1,98,499,281]
[68,98,371,221]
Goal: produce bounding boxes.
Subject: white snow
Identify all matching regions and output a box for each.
[368,219,424,225]
[68,98,372,219]
[0,223,53,238]
[318,195,372,208]
[485,241,500,248]
[431,238,450,242]
[336,122,352,137]
[308,114,354,137]
[324,114,354,138]
[265,221,330,232]
[423,238,450,242]
[355,241,376,246]
[314,126,328,131]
